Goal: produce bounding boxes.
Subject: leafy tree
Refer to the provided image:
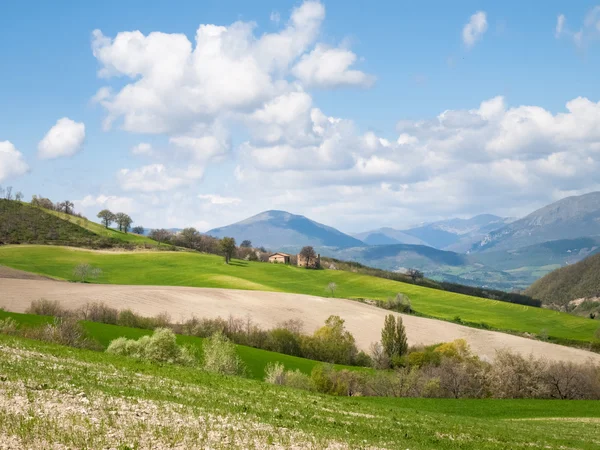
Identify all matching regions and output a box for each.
[132,226,145,235]
[407,268,424,283]
[97,209,116,229]
[180,227,201,248]
[381,314,408,365]
[149,228,172,246]
[299,245,317,268]
[115,212,133,233]
[220,237,237,264]
[302,315,357,365]
[240,240,252,248]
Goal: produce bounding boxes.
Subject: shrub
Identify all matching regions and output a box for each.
[264,362,286,385]
[106,328,194,365]
[265,328,302,356]
[202,331,245,376]
[72,263,102,283]
[0,317,18,335]
[285,369,314,391]
[117,309,141,328]
[29,317,98,349]
[77,302,118,324]
[301,315,358,365]
[387,293,412,313]
[26,299,67,317]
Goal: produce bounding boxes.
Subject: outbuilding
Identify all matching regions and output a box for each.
[268,252,291,264]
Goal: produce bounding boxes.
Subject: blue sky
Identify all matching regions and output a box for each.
[1,1,600,232]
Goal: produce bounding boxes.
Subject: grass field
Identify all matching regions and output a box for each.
[0,333,598,449]
[45,208,156,245]
[1,245,598,344]
[0,310,362,380]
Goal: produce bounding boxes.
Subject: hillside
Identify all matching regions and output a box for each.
[207,210,364,249]
[473,192,600,253]
[1,245,598,344]
[526,252,600,306]
[0,199,156,247]
[2,336,600,449]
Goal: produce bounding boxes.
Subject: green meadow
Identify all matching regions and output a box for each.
[1,245,598,343]
[0,333,599,449]
[0,310,362,380]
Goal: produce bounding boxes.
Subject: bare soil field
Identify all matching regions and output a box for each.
[1,278,598,364]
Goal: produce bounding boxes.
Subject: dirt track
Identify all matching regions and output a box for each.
[1,278,599,364]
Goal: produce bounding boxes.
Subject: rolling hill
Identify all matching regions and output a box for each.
[473,192,600,253]
[526,252,600,306]
[206,210,364,249]
[1,245,598,344]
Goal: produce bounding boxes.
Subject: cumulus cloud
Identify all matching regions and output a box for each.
[292,44,374,87]
[462,11,488,48]
[38,118,85,159]
[76,194,136,214]
[131,143,153,156]
[198,194,241,205]
[0,141,29,182]
[118,164,204,192]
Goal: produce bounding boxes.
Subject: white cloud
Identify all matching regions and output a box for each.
[292,44,374,87]
[0,141,29,182]
[198,194,241,205]
[38,118,85,159]
[118,164,203,192]
[131,143,153,155]
[462,11,488,48]
[76,194,136,214]
[555,14,566,38]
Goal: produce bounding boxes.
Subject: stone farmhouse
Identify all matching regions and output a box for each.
[297,252,320,268]
[268,252,291,264]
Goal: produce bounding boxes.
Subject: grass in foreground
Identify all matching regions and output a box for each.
[0,245,598,344]
[0,334,599,449]
[0,310,362,380]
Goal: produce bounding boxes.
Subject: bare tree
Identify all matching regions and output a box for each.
[73,263,102,283]
[299,246,317,268]
[407,268,424,283]
[5,186,13,200]
[149,228,172,246]
[62,200,74,215]
[97,209,116,229]
[14,191,23,202]
[327,282,337,297]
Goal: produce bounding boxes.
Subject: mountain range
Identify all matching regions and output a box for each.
[202,192,600,291]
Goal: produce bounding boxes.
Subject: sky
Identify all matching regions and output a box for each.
[2,1,600,233]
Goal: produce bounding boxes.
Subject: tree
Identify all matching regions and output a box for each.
[240,240,252,248]
[381,314,408,365]
[180,227,201,248]
[220,237,236,264]
[407,268,424,283]
[132,226,145,235]
[115,212,133,233]
[61,200,74,215]
[303,315,358,365]
[327,282,337,297]
[4,186,13,200]
[97,209,116,229]
[149,229,172,246]
[14,191,23,202]
[299,246,317,268]
[73,263,102,283]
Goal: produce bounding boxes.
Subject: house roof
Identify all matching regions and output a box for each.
[269,252,291,257]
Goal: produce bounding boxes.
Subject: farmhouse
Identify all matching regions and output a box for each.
[268,252,291,264]
[297,252,321,268]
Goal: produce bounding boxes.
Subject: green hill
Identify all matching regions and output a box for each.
[0,245,598,344]
[526,252,600,306]
[0,199,156,247]
[1,333,600,449]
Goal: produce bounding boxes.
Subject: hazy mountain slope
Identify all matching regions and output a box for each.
[206,210,364,249]
[352,228,426,246]
[473,192,600,253]
[525,252,600,306]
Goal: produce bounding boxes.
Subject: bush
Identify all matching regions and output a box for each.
[202,332,245,376]
[301,316,358,365]
[28,317,98,349]
[0,317,18,335]
[106,328,194,365]
[264,362,286,385]
[265,328,302,356]
[72,263,102,283]
[285,369,314,391]
[77,302,118,324]
[387,293,412,313]
[26,299,67,317]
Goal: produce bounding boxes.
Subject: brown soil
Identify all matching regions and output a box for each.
[1,278,599,364]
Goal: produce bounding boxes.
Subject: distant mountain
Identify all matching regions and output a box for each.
[525,251,600,306]
[352,228,426,246]
[140,228,182,236]
[206,210,365,250]
[473,192,600,253]
[402,214,510,250]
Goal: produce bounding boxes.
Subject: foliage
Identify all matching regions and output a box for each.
[327,281,337,296]
[202,331,246,376]
[220,237,237,264]
[149,228,173,246]
[72,263,102,282]
[299,245,318,268]
[381,314,408,365]
[26,299,67,317]
[301,316,358,365]
[107,328,195,365]
[97,209,116,229]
